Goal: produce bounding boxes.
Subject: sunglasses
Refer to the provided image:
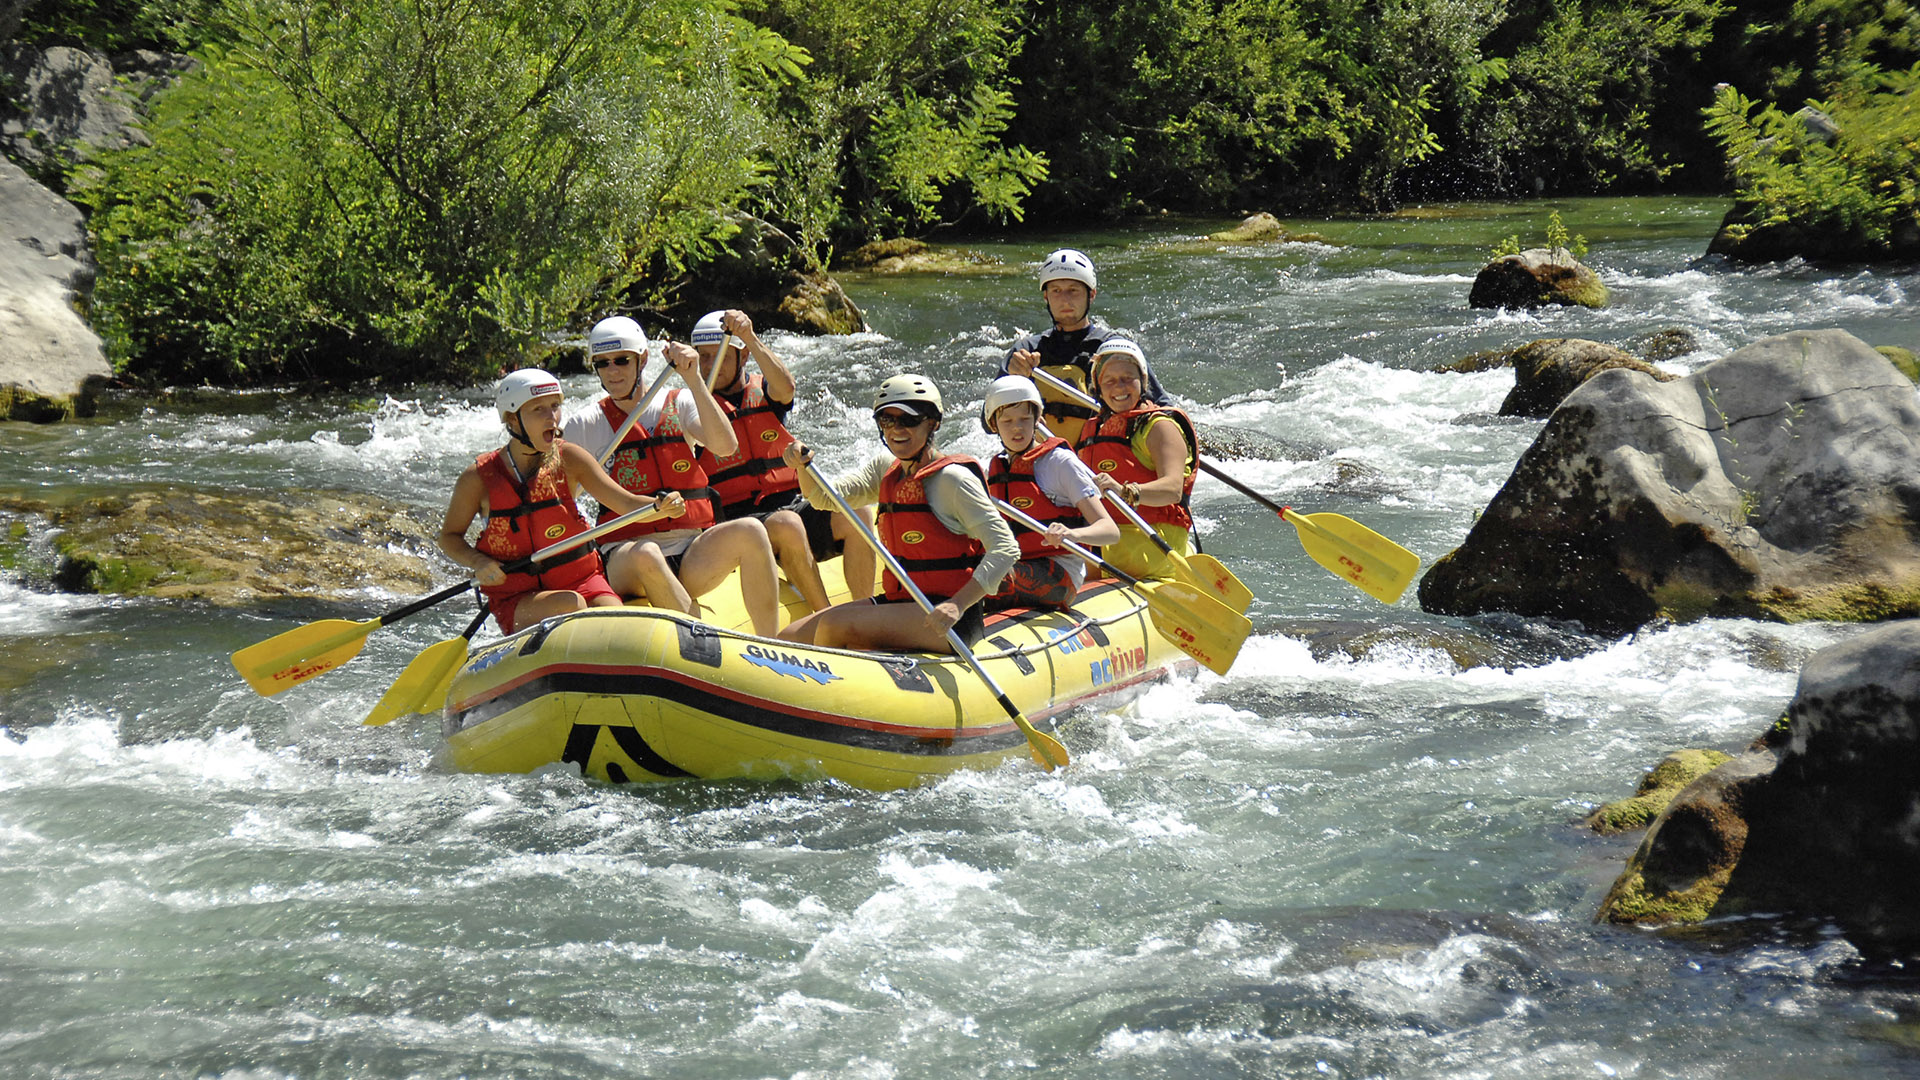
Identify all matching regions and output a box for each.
[592,355,636,370]
[874,410,929,431]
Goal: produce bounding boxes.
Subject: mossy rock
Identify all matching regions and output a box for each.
[1586,748,1734,834]
[1877,345,1919,384]
[0,486,438,605]
[837,238,1010,275]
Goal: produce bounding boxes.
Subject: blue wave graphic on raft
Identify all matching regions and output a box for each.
[743,649,843,685]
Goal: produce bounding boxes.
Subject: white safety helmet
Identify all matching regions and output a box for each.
[873,373,944,421]
[495,368,564,415]
[690,310,745,351]
[980,375,1044,433]
[1038,248,1097,292]
[1090,338,1149,384]
[587,316,648,365]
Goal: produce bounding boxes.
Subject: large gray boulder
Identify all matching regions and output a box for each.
[1598,620,1920,950]
[1,45,143,173]
[1420,329,1920,635]
[1,158,109,421]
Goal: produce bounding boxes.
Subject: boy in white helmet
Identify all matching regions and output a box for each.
[438,368,674,634]
[999,248,1171,444]
[775,374,1019,653]
[688,309,877,611]
[980,375,1120,609]
[562,316,782,637]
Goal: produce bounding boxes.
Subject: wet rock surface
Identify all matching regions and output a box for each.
[1421,329,1920,635]
[1598,620,1920,952]
[0,486,440,606]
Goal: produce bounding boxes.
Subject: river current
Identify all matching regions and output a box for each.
[3,199,1919,1078]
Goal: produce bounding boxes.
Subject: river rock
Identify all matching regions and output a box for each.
[1209,213,1285,242]
[1586,749,1733,834]
[0,486,438,606]
[1709,200,1920,263]
[1878,346,1919,384]
[1419,329,1920,635]
[1468,248,1609,309]
[665,213,865,336]
[1627,328,1700,364]
[0,45,186,174]
[1499,338,1676,419]
[1,157,110,422]
[1597,620,1920,950]
[837,239,1006,275]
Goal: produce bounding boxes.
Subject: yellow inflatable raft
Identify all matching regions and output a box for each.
[441,569,1196,790]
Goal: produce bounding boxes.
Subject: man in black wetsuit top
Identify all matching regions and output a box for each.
[998,247,1172,445]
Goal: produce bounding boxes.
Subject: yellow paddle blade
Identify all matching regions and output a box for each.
[230,618,380,697]
[1015,712,1070,771]
[363,635,471,726]
[1184,553,1254,614]
[1286,511,1420,604]
[1136,579,1250,676]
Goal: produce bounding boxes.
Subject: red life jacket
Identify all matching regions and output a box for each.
[878,454,988,602]
[597,392,717,541]
[700,374,799,517]
[988,437,1087,559]
[1075,403,1198,531]
[473,447,604,602]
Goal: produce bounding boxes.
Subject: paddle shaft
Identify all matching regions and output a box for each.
[993,498,1142,588]
[386,501,668,631]
[800,459,1067,771]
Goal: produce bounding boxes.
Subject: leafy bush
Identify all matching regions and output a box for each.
[1704,62,1920,253]
[81,0,769,385]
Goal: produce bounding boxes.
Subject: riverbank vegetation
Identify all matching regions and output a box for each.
[7,0,1917,384]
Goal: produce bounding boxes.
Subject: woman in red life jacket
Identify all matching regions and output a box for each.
[689,309,875,612]
[980,375,1120,610]
[774,374,1020,653]
[437,369,675,634]
[561,317,781,638]
[1074,338,1199,581]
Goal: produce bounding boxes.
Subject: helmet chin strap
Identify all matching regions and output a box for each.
[506,414,539,451]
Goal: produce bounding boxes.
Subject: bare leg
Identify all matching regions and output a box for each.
[832,507,877,600]
[604,540,693,613]
[675,518,780,636]
[513,589,588,627]
[811,599,954,653]
[763,509,830,612]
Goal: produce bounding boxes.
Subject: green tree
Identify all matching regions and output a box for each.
[82,0,770,383]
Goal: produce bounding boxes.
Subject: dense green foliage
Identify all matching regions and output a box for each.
[6,0,1914,383]
[1705,61,1920,254]
[78,0,768,383]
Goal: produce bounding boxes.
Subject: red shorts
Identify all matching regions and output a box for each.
[487,571,620,634]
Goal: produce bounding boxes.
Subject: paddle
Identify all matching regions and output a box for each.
[994,499,1249,676]
[1029,368,1417,605]
[800,459,1069,772]
[362,606,487,726]
[1099,488,1255,615]
[230,501,669,697]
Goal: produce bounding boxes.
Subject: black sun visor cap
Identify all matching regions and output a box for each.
[873,400,938,423]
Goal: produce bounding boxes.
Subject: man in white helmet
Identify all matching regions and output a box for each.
[561,316,782,637]
[689,309,877,610]
[438,368,673,634]
[999,248,1171,444]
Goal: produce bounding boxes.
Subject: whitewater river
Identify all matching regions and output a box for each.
[4,198,1919,1078]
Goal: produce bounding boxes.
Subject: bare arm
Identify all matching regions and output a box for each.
[725,310,796,404]
[437,465,506,586]
[1060,495,1122,548]
[662,342,739,457]
[559,442,683,519]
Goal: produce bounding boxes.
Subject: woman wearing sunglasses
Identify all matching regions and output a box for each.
[774,374,1019,653]
[562,316,782,637]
